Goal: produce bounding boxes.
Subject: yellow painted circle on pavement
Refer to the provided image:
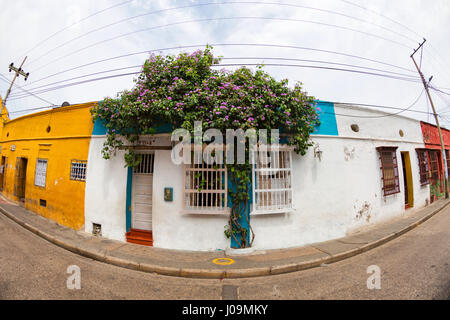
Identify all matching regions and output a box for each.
[212,258,235,265]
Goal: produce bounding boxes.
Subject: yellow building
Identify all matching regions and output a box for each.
[0,100,96,230]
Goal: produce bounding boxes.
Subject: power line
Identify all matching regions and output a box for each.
[427,43,450,72]
[0,73,56,106]
[26,0,419,68]
[9,61,422,101]
[10,65,142,98]
[330,88,425,118]
[9,71,141,101]
[339,0,450,82]
[338,0,422,39]
[29,15,415,74]
[21,0,134,58]
[430,86,450,97]
[421,49,450,86]
[22,43,418,89]
[432,89,450,115]
[8,86,435,121]
[9,105,55,115]
[332,98,431,116]
[10,56,419,99]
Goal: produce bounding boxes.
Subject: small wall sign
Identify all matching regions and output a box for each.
[10,145,15,151]
[164,187,173,201]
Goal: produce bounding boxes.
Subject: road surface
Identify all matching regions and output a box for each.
[0,206,448,300]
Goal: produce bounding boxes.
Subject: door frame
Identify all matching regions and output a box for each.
[401,151,414,209]
[0,156,6,191]
[15,157,28,202]
[131,151,154,231]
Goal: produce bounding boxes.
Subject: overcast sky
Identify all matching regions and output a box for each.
[0,0,449,127]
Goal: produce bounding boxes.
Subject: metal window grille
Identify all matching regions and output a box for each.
[428,150,444,192]
[252,150,293,214]
[34,159,47,187]
[133,153,154,174]
[377,147,400,196]
[70,160,87,181]
[416,149,430,186]
[183,151,228,214]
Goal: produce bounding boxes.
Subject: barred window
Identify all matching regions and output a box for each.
[35,159,48,187]
[183,151,228,214]
[416,149,430,186]
[428,150,441,183]
[377,147,400,196]
[133,153,154,174]
[252,149,293,214]
[70,160,87,181]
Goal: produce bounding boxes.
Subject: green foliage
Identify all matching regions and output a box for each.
[430,180,445,199]
[91,46,321,248]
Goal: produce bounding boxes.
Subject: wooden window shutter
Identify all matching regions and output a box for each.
[416,148,430,186]
[376,147,400,196]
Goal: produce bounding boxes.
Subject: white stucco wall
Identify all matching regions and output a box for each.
[84,105,430,251]
[250,104,430,250]
[84,136,128,242]
[84,138,230,251]
[152,150,229,251]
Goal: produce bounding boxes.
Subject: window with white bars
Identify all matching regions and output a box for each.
[252,149,293,214]
[35,159,48,187]
[133,153,154,174]
[183,151,228,214]
[70,160,87,181]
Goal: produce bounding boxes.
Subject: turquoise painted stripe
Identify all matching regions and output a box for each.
[92,119,108,135]
[229,171,252,249]
[91,100,173,135]
[312,100,339,136]
[126,167,133,232]
[92,101,108,135]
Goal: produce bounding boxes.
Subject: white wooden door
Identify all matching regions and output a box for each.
[132,153,154,231]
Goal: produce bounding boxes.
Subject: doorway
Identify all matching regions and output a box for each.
[126,152,154,246]
[401,152,414,208]
[15,157,28,202]
[0,156,6,191]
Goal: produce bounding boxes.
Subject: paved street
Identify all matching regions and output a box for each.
[0,206,448,300]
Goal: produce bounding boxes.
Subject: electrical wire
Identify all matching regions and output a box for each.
[9,61,422,101]
[10,56,419,99]
[8,87,434,121]
[8,105,55,115]
[0,73,56,106]
[430,86,450,97]
[26,0,419,68]
[21,43,418,89]
[29,15,415,74]
[338,0,422,39]
[432,89,450,115]
[339,0,450,84]
[329,88,425,118]
[21,0,135,58]
[10,65,142,98]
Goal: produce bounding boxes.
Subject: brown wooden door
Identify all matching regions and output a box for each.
[14,157,27,201]
[0,156,5,191]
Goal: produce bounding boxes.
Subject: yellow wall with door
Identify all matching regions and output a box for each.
[0,102,96,230]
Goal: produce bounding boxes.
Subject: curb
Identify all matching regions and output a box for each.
[0,200,448,279]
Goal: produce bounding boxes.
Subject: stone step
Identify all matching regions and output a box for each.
[126,229,153,247]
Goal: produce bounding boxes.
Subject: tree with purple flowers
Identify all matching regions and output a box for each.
[92,46,320,248]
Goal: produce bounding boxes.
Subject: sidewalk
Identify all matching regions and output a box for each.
[0,195,448,279]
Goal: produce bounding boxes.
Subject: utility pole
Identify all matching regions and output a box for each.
[0,56,30,118]
[411,39,449,199]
